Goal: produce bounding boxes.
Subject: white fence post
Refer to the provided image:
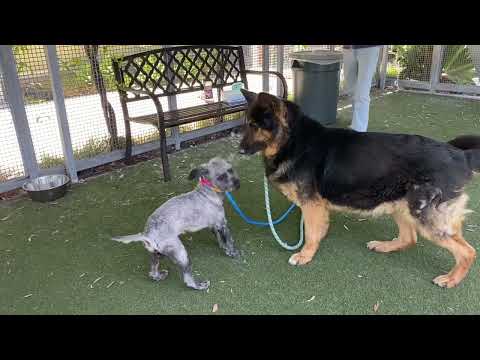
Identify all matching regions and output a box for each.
[430,45,444,92]
[276,45,284,97]
[163,45,181,150]
[379,45,389,90]
[44,45,78,183]
[0,45,39,179]
[262,45,269,92]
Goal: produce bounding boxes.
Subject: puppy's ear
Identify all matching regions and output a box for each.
[240,89,257,104]
[188,166,209,181]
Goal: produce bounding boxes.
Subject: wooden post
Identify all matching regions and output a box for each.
[379,45,389,90]
[0,45,39,179]
[276,45,284,97]
[163,45,181,150]
[262,45,269,92]
[430,45,444,92]
[44,45,78,183]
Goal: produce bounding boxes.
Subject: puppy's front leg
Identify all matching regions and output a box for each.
[213,221,240,258]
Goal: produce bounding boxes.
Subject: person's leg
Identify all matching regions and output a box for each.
[350,46,381,132]
[342,48,357,125]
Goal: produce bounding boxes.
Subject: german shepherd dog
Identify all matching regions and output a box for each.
[239,89,480,288]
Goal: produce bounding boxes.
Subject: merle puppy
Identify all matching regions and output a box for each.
[112,157,241,290]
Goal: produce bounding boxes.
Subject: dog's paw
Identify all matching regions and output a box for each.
[366,240,393,253]
[225,247,241,258]
[432,274,460,288]
[288,252,313,266]
[367,238,413,253]
[149,270,169,281]
[194,280,210,291]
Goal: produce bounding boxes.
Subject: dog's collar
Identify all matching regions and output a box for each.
[199,177,222,193]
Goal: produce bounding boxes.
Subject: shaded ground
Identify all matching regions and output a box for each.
[1,91,480,315]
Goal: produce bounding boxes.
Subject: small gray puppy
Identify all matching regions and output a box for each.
[112,157,241,290]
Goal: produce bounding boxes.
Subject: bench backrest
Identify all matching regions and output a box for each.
[112,45,248,103]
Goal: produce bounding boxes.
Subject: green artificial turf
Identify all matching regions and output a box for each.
[1,91,480,314]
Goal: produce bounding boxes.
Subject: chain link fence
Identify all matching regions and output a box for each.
[1,45,479,193]
[386,45,480,94]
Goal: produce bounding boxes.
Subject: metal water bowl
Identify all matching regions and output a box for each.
[22,174,70,202]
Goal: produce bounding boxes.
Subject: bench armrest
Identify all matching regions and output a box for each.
[117,85,165,125]
[243,70,289,99]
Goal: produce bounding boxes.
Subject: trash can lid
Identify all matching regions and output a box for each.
[290,50,343,65]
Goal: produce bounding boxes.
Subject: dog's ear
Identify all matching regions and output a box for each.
[188,166,209,181]
[257,92,281,112]
[240,89,257,104]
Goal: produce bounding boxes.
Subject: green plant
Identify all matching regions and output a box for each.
[394,45,475,85]
[58,46,120,96]
[38,137,129,168]
[386,63,399,78]
[441,45,475,85]
[12,45,32,75]
[73,137,126,160]
[395,45,434,81]
[39,154,64,168]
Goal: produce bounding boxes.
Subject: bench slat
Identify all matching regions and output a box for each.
[129,101,247,128]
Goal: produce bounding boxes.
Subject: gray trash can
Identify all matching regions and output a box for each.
[290,50,343,125]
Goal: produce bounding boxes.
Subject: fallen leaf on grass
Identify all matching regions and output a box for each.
[373,301,380,312]
[89,276,104,288]
[306,296,315,302]
[106,281,115,288]
[27,234,36,242]
[358,218,367,222]
[343,224,350,231]
[1,206,25,221]
[212,304,219,313]
[79,273,86,278]
[24,294,33,298]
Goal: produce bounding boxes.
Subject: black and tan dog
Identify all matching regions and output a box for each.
[239,88,480,288]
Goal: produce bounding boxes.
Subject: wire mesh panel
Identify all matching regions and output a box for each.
[13,45,63,169]
[392,45,434,83]
[56,45,167,160]
[243,45,264,94]
[440,45,480,86]
[0,69,25,182]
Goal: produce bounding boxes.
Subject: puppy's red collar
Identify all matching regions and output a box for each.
[199,177,222,193]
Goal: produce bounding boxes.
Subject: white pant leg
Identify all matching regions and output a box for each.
[350,46,381,132]
[342,48,357,116]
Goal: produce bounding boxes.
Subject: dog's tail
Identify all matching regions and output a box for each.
[112,233,147,244]
[448,135,480,172]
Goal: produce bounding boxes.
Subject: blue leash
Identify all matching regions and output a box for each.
[225,191,296,227]
[225,175,304,251]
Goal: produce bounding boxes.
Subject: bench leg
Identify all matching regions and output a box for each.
[159,128,171,182]
[124,119,133,161]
